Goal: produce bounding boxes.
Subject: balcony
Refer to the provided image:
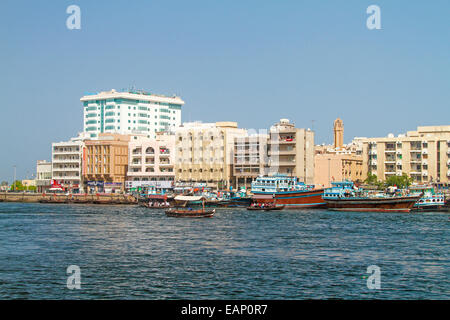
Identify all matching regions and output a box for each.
[385,149,396,153]
[396,150,402,155]
[369,160,377,166]
[422,171,428,176]
[422,160,428,166]
[422,149,428,155]
[53,149,80,155]
[369,150,377,155]
[384,159,396,163]
[52,158,80,164]
[52,176,81,180]
[268,149,295,156]
[396,171,402,176]
[396,161,402,166]
[275,139,296,144]
[271,160,296,166]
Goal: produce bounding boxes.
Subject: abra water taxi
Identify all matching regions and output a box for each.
[250,174,325,209]
[323,181,421,213]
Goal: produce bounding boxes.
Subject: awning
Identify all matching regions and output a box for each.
[148,194,167,200]
[252,194,274,200]
[174,195,205,201]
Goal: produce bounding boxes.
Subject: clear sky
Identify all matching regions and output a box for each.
[0,0,449,182]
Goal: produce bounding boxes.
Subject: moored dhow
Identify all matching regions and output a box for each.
[323,181,421,213]
[250,174,325,209]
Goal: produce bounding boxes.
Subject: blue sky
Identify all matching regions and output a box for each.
[0,0,449,181]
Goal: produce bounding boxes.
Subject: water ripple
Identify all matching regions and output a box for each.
[0,203,448,299]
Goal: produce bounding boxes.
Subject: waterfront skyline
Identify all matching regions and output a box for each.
[1,0,449,181]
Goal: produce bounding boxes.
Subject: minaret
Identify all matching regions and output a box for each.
[333,118,344,149]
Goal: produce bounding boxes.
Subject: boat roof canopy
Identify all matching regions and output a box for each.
[148,194,167,200]
[252,194,274,200]
[174,195,205,201]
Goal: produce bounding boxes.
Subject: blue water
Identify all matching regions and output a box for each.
[0,202,448,299]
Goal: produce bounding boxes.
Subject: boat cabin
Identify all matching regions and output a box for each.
[323,181,355,199]
[251,174,314,194]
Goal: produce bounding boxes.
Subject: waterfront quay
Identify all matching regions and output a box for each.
[0,192,136,204]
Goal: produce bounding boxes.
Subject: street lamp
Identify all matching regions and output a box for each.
[13,165,16,191]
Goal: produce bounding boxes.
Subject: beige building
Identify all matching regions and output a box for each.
[21,179,36,188]
[175,121,247,190]
[362,125,450,184]
[266,119,315,184]
[83,133,130,193]
[126,132,175,191]
[314,118,365,187]
[232,133,269,189]
[314,154,364,188]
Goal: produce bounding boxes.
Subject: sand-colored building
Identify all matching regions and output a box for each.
[314,118,365,187]
[83,133,130,193]
[232,133,269,189]
[175,121,247,190]
[126,132,175,191]
[314,154,364,188]
[362,125,450,184]
[266,119,315,184]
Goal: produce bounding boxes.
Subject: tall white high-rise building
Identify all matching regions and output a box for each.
[80,89,184,139]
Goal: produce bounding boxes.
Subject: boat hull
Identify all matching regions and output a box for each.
[252,189,325,209]
[165,208,215,218]
[325,196,420,213]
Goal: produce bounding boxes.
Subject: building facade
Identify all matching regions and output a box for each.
[362,126,450,184]
[126,132,176,192]
[232,133,269,189]
[266,119,315,184]
[36,160,52,193]
[52,139,84,193]
[83,133,130,193]
[80,89,184,139]
[175,121,248,190]
[314,154,364,188]
[314,118,365,187]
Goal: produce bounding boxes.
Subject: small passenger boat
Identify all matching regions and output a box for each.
[166,196,215,218]
[165,208,215,218]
